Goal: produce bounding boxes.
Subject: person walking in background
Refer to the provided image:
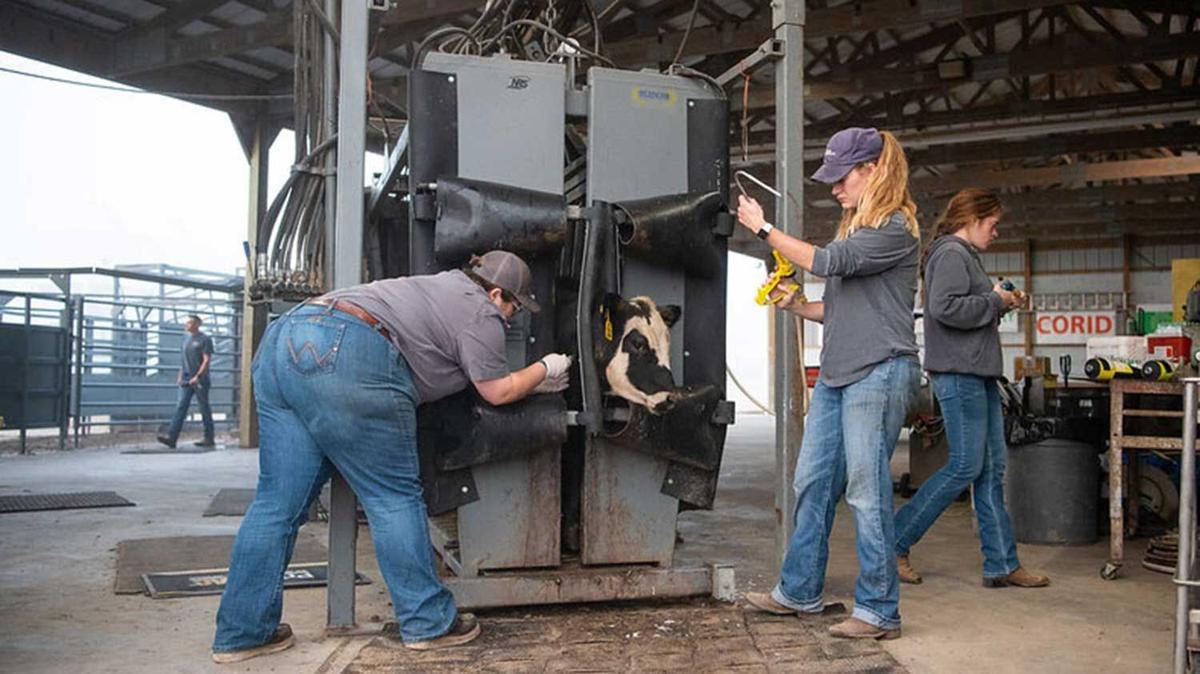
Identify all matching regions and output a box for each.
[736,127,922,640]
[159,313,214,448]
[893,188,1049,589]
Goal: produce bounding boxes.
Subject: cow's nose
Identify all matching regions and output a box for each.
[652,391,682,414]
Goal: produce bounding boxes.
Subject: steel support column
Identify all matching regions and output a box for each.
[1023,239,1034,356]
[238,117,273,448]
[1173,379,1199,674]
[327,0,369,631]
[772,0,805,573]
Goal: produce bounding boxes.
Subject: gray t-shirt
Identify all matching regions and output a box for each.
[326,270,510,404]
[810,211,920,387]
[182,332,214,381]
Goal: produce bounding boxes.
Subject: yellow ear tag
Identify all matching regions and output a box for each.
[604,308,614,341]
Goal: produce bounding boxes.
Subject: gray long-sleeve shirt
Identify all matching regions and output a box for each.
[921,235,1005,378]
[810,212,920,387]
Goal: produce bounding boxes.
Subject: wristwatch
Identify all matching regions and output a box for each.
[755,222,774,240]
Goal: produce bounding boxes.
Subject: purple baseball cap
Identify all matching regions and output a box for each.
[811,127,884,184]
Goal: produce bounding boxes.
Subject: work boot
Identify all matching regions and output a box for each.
[156,435,175,449]
[897,555,922,585]
[194,439,216,447]
[742,591,799,615]
[983,566,1050,588]
[211,624,294,664]
[829,617,901,640]
[400,613,481,650]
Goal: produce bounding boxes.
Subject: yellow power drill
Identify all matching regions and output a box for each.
[755,250,804,306]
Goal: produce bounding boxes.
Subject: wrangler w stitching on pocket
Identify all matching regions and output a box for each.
[285,322,346,377]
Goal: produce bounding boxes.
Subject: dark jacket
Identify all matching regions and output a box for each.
[922,236,1005,378]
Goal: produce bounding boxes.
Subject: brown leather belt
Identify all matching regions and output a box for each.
[308,297,393,343]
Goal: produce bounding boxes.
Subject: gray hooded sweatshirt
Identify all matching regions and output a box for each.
[921,235,1006,378]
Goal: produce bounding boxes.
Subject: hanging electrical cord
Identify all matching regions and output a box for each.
[424,1,614,67]
[670,0,702,66]
[666,63,726,98]
[725,314,810,417]
[726,364,773,415]
[414,26,484,68]
[574,0,603,55]
[660,0,724,98]
[493,19,616,66]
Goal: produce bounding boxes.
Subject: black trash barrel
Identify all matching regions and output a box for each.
[1007,438,1100,545]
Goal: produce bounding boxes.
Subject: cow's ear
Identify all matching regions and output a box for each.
[600,292,623,315]
[658,304,682,328]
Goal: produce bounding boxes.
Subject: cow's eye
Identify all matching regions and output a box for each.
[623,330,650,354]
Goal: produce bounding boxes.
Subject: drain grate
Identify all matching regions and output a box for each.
[0,491,136,514]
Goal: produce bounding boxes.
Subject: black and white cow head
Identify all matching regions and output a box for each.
[594,294,682,414]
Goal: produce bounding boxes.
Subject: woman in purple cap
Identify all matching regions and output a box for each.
[737,127,921,640]
[212,250,572,663]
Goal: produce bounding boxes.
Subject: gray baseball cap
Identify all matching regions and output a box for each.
[811,127,884,184]
[470,250,541,313]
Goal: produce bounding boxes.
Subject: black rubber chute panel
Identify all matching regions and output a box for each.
[612,191,724,278]
[434,177,568,264]
[418,390,568,472]
[604,384,727,473]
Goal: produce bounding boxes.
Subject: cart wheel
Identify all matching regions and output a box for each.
[1100,562,1122,580]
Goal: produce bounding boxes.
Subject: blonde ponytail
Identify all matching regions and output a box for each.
[834,131,919,241]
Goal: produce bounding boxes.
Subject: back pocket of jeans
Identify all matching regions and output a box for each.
[285,320,346,377]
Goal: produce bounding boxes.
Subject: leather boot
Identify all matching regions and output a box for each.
[829,617,901,640]
[984,566,1050,588]
[742,591,798,615]
[897,555,922,585]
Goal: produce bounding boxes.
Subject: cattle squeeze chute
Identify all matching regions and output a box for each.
[371,53,736,609]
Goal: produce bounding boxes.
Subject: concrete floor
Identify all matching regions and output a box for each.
[0,415,1174,673]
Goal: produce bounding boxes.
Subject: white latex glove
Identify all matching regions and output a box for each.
[532,370,570,394]
[539,353,573,379]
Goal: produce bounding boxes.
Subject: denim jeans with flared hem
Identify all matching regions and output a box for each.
[775,357,920,631]
[894,372,1020,579]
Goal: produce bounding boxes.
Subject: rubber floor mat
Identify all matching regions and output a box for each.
[0,491,135,514]
[114,534,328,594]
[203,488,256,517]
[143,561,370,598]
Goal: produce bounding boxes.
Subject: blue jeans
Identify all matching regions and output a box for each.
[165,378,213,443]
[213,305,457,652]
[894,373,1020,578]
[772,357,920,630]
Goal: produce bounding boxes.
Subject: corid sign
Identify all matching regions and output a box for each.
[1035,311,1116,345]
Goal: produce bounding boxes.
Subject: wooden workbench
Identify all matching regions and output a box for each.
[1103,378,1190,580]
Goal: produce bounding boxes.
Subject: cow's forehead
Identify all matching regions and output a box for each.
[627,297,655,321]
[620,298,671,365]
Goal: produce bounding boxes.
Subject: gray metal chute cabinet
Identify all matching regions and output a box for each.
[403,52,734,608]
